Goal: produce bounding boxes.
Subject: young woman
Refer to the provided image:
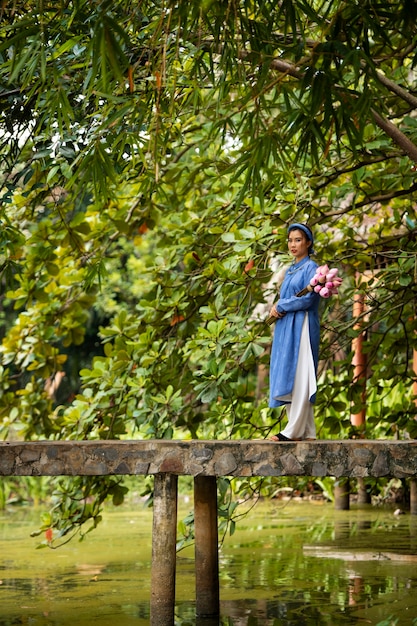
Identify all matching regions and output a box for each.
[268,223,320,441]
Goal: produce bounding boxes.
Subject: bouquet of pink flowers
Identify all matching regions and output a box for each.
[296,265,342,298]
[266,265,342,325]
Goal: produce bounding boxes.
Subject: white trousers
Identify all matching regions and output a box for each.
[280,313,317,440]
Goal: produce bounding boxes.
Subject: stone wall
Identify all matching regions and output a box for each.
[1,439,417,478]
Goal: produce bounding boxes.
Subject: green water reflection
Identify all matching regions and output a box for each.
[1,499,417,625]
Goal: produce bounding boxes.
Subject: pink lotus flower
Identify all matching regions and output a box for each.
[297,266,343,298]
[266,266,343,324]
[326,268,338,280]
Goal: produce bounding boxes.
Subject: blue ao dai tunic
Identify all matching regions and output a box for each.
[269,256,320,408]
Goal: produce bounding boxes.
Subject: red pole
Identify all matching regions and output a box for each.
[351,282,367,428]
[413,348,417,407]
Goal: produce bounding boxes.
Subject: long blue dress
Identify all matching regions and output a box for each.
[269,256,320,408]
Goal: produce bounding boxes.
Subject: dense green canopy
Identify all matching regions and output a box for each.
[1,0,416,539]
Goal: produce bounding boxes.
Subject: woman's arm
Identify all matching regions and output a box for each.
[277,290,319,313]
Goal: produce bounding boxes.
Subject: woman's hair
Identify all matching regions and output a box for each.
[287,222,314,254]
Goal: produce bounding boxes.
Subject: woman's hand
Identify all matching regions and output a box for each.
[269,306,286,319]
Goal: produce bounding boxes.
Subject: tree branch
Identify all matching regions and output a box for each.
[269,57,302,79]
[371,67,417,109]
[266,51,417,162]
[312,153,403,191]
[313,181,417,222]
[371,109,417,162]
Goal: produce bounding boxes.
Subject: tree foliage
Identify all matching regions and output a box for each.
[1,0,417,540]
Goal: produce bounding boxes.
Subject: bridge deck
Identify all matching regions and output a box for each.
[1,439,416,478]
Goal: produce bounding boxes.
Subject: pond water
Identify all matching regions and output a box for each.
[1,497,417,625]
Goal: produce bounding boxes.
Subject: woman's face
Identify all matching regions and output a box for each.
[287,229,311,261]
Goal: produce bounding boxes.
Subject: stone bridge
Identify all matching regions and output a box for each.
[1,439,417,625]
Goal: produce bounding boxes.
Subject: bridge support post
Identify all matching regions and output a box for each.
[335,478,350,510]
[357,477,371,504]
[150,473,178,626]
[194,476,220,618]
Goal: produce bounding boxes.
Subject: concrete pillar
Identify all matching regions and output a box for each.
[335,478,350,510]
[194,476,220,618]
[150,473,178,626]
[357,477,371,504]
